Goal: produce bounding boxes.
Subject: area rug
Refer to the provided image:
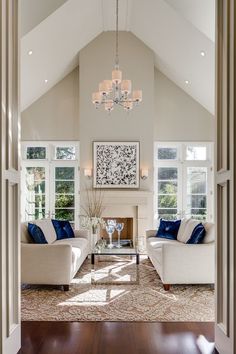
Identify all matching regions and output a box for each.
[21,256,214,321]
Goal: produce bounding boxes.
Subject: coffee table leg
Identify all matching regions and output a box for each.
[136,254,139,265]
[91,253,95,265]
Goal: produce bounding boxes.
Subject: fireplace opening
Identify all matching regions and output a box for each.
[101,217,133,240]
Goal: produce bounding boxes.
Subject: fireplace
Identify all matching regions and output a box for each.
[99,190,153,252]
[100,217,133,240]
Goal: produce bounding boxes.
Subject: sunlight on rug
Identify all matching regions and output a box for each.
[21,256,214,321]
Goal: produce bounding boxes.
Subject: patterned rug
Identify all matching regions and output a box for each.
[21,256,214,321]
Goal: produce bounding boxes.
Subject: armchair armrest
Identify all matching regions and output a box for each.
[21,243,72,285]
[74,229,89,240]
[146,230,157,238]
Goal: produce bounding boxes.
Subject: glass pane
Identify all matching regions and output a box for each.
[186,146,207,160]
[187,168,207,194]
[27,147,46,159]
[158,167,178,180]
[158,195,177,208]
[34,194,45,208]
[26,167,45,180]
[24,167,46,221]
[158,147,177,160]
[55,167,74,180]
[187,195,206,209]
[25,209,46,220]
[55,181,74,193]
[55,209,74,221]
[26,167,45,194]
[158,209,178,220]
[35,209,46,219]
[32,181,45,193]
[158,181,177,194]
[189,209,207,221]
[55,195,74,208]
[187,167,207,220]
[56,147,76,160]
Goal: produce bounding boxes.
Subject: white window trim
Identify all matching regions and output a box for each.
[154,141,214,225]
[21,141,80,228]
[21,141,80,162]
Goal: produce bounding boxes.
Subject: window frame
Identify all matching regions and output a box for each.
[154,141,214,225]
[21,141,80,228]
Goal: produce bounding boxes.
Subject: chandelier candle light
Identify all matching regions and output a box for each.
[92,0,142,113]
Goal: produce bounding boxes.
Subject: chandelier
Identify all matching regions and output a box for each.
[92,0,142,113]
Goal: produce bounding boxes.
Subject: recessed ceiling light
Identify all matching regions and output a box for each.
[185,80,189,85]
[200,51,206,57]
[44,79,48,83]
[28,50,33,55]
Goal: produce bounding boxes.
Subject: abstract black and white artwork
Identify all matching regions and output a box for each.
[93,142,140,188]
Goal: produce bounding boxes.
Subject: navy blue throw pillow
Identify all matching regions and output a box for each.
[52,219,75,240]
[156,219,181,240]
[186,223,206,244]
[28,223,48,244]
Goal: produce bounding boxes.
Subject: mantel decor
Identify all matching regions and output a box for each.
[93,141,140,189]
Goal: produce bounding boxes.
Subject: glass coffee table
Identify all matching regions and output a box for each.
[91,244,140,284]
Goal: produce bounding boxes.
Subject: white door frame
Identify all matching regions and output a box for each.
[0,1,21,353]
[215,0,236,353]
[1,1,234,353]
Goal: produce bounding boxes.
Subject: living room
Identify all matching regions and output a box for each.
[2,0,235,353]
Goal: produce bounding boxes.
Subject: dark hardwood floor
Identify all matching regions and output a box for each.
[19,321,217,354]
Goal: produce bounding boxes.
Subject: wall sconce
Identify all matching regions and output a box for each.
[84,168,92,179]
[141,168,148,180]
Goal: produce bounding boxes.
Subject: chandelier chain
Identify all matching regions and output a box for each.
[115,0,119,67]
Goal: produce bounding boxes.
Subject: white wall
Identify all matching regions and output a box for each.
[154,69,214,141]
[21,67,79,140]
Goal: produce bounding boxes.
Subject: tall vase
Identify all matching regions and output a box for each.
[91,226,100,251]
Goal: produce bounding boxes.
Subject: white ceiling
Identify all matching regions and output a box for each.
[21,0,215,114]
[21,0,68,36]
[165,0,215,42]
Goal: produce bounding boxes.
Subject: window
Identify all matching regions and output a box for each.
[157,167,178,220]
[21,141,79,228]
[55,146,76,160]
[27,146,46,159]
[186,146,207,160]
[154,142,213,223]
[25,166,46,220]
[157,147,178,160]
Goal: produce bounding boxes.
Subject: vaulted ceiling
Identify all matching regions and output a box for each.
[21,0,215,114]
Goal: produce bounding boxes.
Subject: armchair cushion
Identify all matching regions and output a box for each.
[203,222,214,243]
[28,223,48,244]
[52,219,75,240]
[186,223,206,244]
[177,218,200,243]
[34,218,57,244]
[156,219,181,240]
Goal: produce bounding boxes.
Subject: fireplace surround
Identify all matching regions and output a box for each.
[100,190,153,252]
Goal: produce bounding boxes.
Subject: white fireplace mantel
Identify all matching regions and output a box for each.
[99,190,154,251]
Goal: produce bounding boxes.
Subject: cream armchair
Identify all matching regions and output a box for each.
[146,221,215,290]
[21,222,89,291]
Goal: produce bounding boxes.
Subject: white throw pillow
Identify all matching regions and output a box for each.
[35,219,57,244]
[178,218,200,243]
[177,218,189,243]
[203,222,214,243]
